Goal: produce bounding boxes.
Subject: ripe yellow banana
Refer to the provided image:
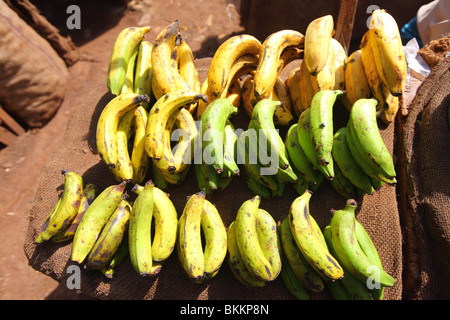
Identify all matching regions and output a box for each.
[120,46,139,95]
[178,37,201,93]
[285,67,303,117]
[170,107,198,173]
[110,108,135,182]
[304,15,334,76]
[35,170,84,243]
[71,181,127,264]
[344,49,371,107]
[310,41,336,93]
[107,26,151,95]
[96,93,150,169]
[145,89,207,160]
[368,9,407,96]
[298,59,315,113]
[151,21,190,99]
[130,106,149,184]
[332,38,347,91]
[252,29,305,102]
[207,34,261,98]
[289,190,344,280]
[134,40,153,109]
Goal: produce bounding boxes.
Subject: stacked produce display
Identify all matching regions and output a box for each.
[34,9,407,300]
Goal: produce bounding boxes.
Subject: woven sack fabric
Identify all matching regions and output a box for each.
[23,58,403,300]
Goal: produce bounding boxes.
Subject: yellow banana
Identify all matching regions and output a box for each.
[177,191,206,282]
[170,108,198,173]
[130,106,149,184]
[285,67,303,117]
[344,49,371,107]
[207,34,261,98]
[178,37,201,93]
[368,9,407,96]
[289,190,344,280]
[145,89,207,160]
[226,77,242,108]
[298,59,315,113]
[304,15,334,76]
[120,46,138,95]
[310,40,336,93]
[332,38,347,91]
[151,21,190,99]
[134,40,153,109]
[107,26,151,95]
[110,108,135,182]
[35,170,84,243]
[96,93,150,168]
[252,29,305,102]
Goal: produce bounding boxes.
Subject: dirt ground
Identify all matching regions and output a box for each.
[0,0,245,300]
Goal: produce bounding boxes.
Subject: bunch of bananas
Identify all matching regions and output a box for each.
[226,196,281,287]
[176,191,227,283]
[345,9,407,123]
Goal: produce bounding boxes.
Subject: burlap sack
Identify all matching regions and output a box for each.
[0,0,68,128]
[397,56,450,300]
[23,58,403,300]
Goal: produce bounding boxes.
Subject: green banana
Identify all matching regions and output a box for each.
[279,217,325,292]
[280,249,310,300]
[248,99,290,171]
[296,108,323,174]
[241,165,272,199]
[120,45,139,95]
[85,199,131,270]
[308,89,344,179]
[107,26,151,95]
[290,172,310,196]
[201,98,238,174]
[71,181,127,263]
[285,123,321,185]
[332,127,374,195]
[289,190,343,280]
[128,180,154,276]
[223,119,240,176]
[325,278,352,300]
[99,236,129,279]
[329,199,395,287]
[36,170,84,243]
[347,98,396,181]
[323,225,373,300]
[177,191,206,282]
[150,160,169,191]
[329,163,358,199]
[226,221,267,287]
[51,183,97,243]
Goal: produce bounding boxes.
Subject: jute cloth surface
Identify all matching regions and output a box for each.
[397,56,450,300]
[24,58,403,300]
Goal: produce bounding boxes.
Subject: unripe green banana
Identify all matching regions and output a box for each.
[323,225,373,300]
[223,119,240,176]
[226,221,267,287]
[329,163,358,199]
[201,98,238,174]
[107,26,151,95]
[36,170,84,243]
[309,89,344,179]
[278,217,325,292]
[85,199,131,270]
[332,127,374,195]
[329,199,395,287]
[296,108,323,173]
[290,173,310,196]
[347,98,396,180]
[177,191,206,282]
[235,196,277,281]
[71,181,127,264]
[241,165,272,199]
[51,183,97,243]
[325,279,353,300]
[128,180,154,276]
[279,250,310,300]
[289,190,343,280]
[99,236,129,279]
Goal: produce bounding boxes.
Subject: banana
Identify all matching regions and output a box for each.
[51,183,97,243]
[252,29,305,102]
[99,236,129,279]
[150,159,169,190]
[226,221,267,287]
[130,106,149,184]
[120,45,139,95]
[309,89,344,179]
[96,93,150,168]
[347,98,396,181]
[332,38,347,91]
[71,181,127,264]
[110,108,135,182]
[128,180,154,276]
[289,190,344,280]
[344,50,371,107]
[178,37,201,93]
[279,249,310,300]
[201,199,228,281]
[329,162,358,199]
[145,89,207,160]
[304,15,334,76]
[226,77,242,109]
[325,278,353,300]
[85,199,131,270]
[310,40,336,93]
[207,34,261,98]
[201,98,238,174]
[134,40,153,109]
[286,67,302,117]
[151,21,190,99]
[177,191,206,282]
[235,196,278,281]
[270,76,294,126]
[368,9,407,96]
[35,170,84,243]
[223,119,240,176]
[171,107,198,173]
[323,225,373,300]
[154,159,191,185]
[241,74,255,119]
[296,107,322,172]
[285,123,321,185]
[279,217,325,292]
[332,127,374,195]
[329,199,395,287]
[107,26,151,95]
[298,60,315,113]
[241,165,272,199]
